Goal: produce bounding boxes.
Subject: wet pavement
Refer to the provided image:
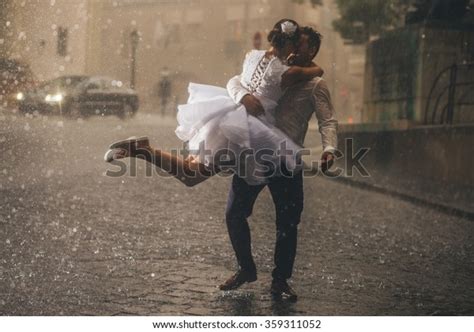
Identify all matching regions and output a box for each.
[1,112,473,315]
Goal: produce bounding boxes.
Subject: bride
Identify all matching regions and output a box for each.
[104,19,324,186]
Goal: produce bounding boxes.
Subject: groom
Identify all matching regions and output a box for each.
[220,26,338,301]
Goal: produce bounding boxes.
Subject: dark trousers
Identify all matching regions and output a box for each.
[225,171,304,281]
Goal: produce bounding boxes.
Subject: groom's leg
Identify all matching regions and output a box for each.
[225,174,265,274]
[268,170,304,281]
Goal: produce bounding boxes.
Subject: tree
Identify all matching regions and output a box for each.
[292,0,410,43]
[332,0,412,44]
[293,0,471,44]
[406,0,470,24]
[332,0,470,44]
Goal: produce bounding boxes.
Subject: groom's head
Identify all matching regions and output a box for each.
[293,27,322,66]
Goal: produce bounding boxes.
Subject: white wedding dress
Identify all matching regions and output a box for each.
[175,50,302,185]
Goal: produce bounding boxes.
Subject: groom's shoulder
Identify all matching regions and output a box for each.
[310,77,326,88]
[296,77,327,94]
[308,77,330,95]
[285,77,327,98]
[289,77,324,90]
[296,77,326,89]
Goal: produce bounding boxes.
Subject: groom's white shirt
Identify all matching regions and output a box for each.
[226,75,338,153]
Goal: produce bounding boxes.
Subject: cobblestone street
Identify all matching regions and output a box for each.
[1,113,473,315]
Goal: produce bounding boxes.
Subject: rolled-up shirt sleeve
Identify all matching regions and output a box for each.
[312,79,338,153]
[226,75,250,104]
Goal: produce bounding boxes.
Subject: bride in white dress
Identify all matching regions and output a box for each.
[105,19,324,186]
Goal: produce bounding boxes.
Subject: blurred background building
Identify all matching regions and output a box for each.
[0,0,90,80]
[0,0,364,122]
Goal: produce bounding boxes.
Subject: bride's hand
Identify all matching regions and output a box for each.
[286,53,297,65]
[241,94,265,117]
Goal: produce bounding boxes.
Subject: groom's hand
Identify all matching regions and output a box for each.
[241,94,265,117]
[320,151,334,173]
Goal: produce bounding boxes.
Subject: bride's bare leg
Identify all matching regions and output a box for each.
[134,147,219,187]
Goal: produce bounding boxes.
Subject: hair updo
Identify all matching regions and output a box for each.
[267,19,300,50]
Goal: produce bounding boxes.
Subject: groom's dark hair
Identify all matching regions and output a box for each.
[301,26,322,59]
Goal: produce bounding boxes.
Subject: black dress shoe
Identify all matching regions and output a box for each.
[219,269,257,291]
[271,279,297,302]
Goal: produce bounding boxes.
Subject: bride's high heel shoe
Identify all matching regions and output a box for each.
[104,136,150,162]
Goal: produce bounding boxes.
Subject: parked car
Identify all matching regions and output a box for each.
[18,75,139,118]
[0,58,36,109]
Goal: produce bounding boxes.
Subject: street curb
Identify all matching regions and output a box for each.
[329,176,474,221]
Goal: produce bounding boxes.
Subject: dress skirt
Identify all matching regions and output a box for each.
[175,83,302,185]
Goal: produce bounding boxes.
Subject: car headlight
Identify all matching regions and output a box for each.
[45,93,64,103]
[16,92,24,101]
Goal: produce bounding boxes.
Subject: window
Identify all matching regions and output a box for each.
[185,9,203,36]
[226,5,245,41]
[57,27,68,57]
[120,29,130,58]
[170,24,182,43]
[228,20,243,40]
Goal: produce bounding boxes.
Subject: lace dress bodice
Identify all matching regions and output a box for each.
[240,50,289,111]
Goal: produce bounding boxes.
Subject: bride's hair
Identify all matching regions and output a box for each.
[267,19,300,50]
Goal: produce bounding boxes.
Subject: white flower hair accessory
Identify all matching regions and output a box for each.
[281,20,297,36]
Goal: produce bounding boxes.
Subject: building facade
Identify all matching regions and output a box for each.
[2,0,290,105]
[1,0,91,81]
[363,23,474,125]
[89,0,290,110]
[2,0,364,119]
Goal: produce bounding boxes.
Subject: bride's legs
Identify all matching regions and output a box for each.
[133,147,219,187]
